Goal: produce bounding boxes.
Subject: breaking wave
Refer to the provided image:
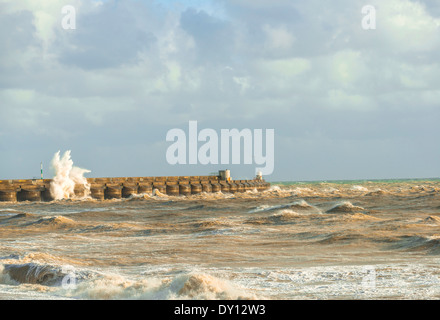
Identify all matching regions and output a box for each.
[10,215,143,235]
[0,263,256,300]
[50,150,91,200]
[67,271,257,300]
[248,200,320,214]
[246,209,302,225]
[388,235,440,255]
[326,201,365,214]
[29,216,78,228]
[193,218,235,231]
[0,262,92,286]
[422,216,440,224]
[365,189,389,196]
[317,232,368,245]
[351,185,369,192]
[342,212,381,221]
[0,212,37,225]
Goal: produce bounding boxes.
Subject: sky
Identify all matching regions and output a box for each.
[0,0,439,182]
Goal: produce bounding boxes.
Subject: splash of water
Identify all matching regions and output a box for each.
[50,151,91,200]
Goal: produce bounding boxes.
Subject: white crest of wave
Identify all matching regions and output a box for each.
[152,189,168,197]
[63,272,256,300]
[50,151,91,200]
[351,185,369,192]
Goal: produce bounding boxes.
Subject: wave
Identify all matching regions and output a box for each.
[271,209,301,221]
[24,216,79,230]
[342,212,381,221]
[292,187,314,194]
[410,185,435,192]
[50,150,91,200]
[0,254,20,261]
[317,231,367,245]
[248,200,319,214]
[288,200,321,212]
[261,186,293,195]
[322,187,340,194]
[193,219,235,230]
[0,212,37,225]
[68,271,256,300]
[5,211,147,233]
[64,207,117,219]
[365,189,389,196]
[187,192,234,200]
[171,273,255,300]
[0,262,92,287]
[35,216,77,226]
[73,222,144,235]
[0,263,257,300]
[326,201,365,214]
[184,205,206,211]
[422,216,440,224]
[1,263,67,286]
[0,208,26,216]
[246,209,301,225]
[248,204,283,213]
[351,185,369,192]
[7,215,142,235]
[152,189,168,198]
[388,235,440,254]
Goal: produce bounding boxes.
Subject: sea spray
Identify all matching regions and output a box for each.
[50,151,91,200]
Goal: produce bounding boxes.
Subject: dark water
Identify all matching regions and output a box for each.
[1,180,440,299]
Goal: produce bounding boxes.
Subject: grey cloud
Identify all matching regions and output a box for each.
[180,8,235,64]
[0,7,40,87]
[56,3,157,69]
[0,8,37,54]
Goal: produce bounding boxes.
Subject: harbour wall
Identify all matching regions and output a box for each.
[0,175,270,202]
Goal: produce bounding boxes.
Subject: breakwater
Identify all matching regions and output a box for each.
[0,174,270,202]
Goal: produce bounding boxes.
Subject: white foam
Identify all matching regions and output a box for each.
[50,151,91,200]
[60,271,255,300]
[351,185,369,192]
[248,204,284,213]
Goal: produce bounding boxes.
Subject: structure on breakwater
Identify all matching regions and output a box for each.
[0,170,270,202]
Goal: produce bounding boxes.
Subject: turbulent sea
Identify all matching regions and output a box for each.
[1,179,440,300]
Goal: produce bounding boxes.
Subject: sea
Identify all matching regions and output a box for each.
[1,178,440,300]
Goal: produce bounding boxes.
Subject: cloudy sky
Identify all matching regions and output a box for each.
[0,0,439,181]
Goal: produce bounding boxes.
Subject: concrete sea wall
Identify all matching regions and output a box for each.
[0,175,270,202]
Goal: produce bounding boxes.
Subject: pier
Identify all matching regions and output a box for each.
[0,171,270,202]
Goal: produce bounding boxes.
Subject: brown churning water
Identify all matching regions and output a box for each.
[1,179,440,299]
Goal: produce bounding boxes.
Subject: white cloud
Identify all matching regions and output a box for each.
[258,57,310,78]
[325,89,376,111]
[376,0,440,52]
[262,24,295,50]
[232,76,251,94]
